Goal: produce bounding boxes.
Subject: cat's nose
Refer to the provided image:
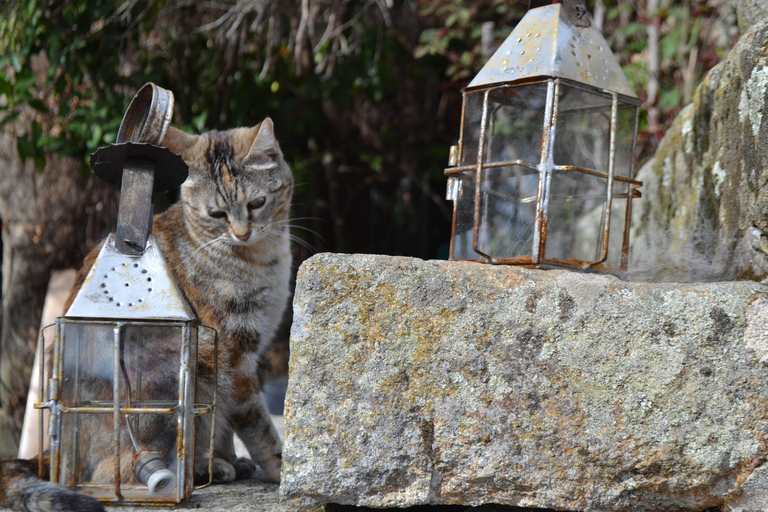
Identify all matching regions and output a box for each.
[235,232,251,241]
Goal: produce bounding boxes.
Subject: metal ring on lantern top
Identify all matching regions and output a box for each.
[116,82,175,146]
[91,83,188,194]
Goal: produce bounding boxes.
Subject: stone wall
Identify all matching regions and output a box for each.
[629,18,768,282]
[281,253,768,512]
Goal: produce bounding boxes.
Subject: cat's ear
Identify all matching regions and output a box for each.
[164,127,202,188]
[247,118,279,160]
[162,126,197,156]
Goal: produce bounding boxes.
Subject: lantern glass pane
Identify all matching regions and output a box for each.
[58,322,185,499]
[553,84,612,172]
[60,323,117,406]
[606,183,630,268]
[483,84,548,165]
[544,170,608,263]
[477,165,539,259]
[451,171,482,259]
[61,323,181,407]
[460,92,484,166]
[615,104,638,178]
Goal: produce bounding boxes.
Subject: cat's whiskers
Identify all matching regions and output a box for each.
[264,228,316,253]
[270,217,326,244]
[272,216,322,224]
[197,236,228,254]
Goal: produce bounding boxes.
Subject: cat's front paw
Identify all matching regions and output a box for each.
[260,452,282,483]
[232,457,257,480]
[194,457,236,485]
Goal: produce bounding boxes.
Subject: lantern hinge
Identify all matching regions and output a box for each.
[47,409,60,437]
[446,177,460,202]
[48,378,60,401]
[448,145,459,167]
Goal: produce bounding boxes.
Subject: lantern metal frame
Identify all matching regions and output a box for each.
[37,316,218,505]
[34,83,218,506]
[445,2,643,271]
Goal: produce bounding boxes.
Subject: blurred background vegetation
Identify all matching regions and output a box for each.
[0,0,741,454]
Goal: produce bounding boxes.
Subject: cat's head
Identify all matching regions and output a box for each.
[162,119,293,246]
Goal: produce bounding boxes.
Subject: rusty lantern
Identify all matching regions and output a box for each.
[445,1,642,270]
[36,84,218,505]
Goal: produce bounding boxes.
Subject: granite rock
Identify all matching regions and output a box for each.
[281,253,768,512]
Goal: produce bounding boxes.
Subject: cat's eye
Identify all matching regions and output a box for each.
[209,210,227,219]
[248,197,266,210]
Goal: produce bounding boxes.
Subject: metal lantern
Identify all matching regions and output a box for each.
[445,1,642,270]
[36,84,217,505]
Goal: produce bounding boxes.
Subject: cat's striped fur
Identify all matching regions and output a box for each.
[0,456,103,512]
[154,119,291,483]
[0,119,292,511]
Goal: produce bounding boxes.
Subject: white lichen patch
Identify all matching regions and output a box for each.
[739,88,749,125]
[682,119,694,155]
[488,375,513,402]
[712,160,726,199]
[745,297,768,364]
[743,65,768,138]
[538,341,557,362]
[449,371,483,405]
[663,156,674,189]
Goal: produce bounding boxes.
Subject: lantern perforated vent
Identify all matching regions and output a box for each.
[467,4,637,98]
[97,262,158,308]
[66,234,195,321]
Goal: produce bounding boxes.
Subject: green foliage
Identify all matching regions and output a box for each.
[0,0,145,168]
[0,0,460,259]
[414,0,524,82]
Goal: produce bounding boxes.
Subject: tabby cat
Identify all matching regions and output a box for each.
[0,118,293,512]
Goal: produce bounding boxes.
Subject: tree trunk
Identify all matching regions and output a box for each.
[0,126,118,457]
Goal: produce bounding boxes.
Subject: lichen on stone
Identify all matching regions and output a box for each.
[282,253,768,512]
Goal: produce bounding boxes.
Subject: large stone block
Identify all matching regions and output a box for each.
[281,253,768,512]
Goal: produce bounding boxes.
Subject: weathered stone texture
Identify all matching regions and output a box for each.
[629,19,768,282]
[736,0,768,33]
[281,253,768,512]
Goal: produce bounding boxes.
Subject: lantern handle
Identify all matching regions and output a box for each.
[561,0,591,27]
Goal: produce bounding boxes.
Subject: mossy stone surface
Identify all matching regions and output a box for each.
[630,20,768,282]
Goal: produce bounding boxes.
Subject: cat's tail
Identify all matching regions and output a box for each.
[0,459,105,512]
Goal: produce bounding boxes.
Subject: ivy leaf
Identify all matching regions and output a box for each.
[38,136,64,152]
[192,111,208,133]
[33,153,46,172]
[0,75,12,97]
[0,111,19,128]
[28,98,49,113]
[16,133,35,161]
[660,87,680,110]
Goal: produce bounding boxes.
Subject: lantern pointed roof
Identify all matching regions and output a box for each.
[66,234,196,321]
[468,4,638,99]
